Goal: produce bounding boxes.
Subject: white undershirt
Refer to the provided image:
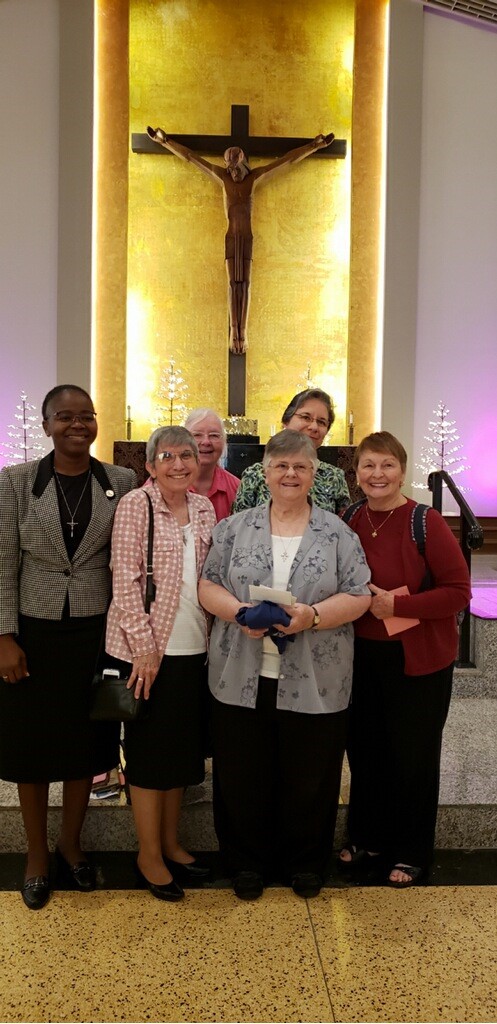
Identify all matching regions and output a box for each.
[166,524,206,655]
[260,535,302,679]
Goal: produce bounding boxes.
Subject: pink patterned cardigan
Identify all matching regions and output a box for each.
[105,480,216,662]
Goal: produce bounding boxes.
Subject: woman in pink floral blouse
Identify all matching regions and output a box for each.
[106,426,216,902]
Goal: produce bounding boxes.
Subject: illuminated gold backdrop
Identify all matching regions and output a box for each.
[127,0,354,445]
[94,0,387,458]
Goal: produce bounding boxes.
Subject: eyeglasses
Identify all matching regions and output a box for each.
[50,412,97,424]
[156,450,196,463]
[293,412,329,430]
[191,431,223,442]
[267,461,314,475]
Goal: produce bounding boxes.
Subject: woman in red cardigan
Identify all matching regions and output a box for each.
[340,431,471,887]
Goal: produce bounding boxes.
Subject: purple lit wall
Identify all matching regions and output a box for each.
[412,11,497,517]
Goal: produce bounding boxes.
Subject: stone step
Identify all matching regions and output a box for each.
[1,797,495,853]
[1,695,496,854]
[2,612,495,855]
[440,697,497,805]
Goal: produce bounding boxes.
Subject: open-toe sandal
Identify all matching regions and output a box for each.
[387,863,424,888]
[337,844,379,869]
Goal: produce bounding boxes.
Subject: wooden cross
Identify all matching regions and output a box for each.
[132,105,346,416]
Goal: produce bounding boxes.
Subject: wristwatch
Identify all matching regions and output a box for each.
[310,606,321,629]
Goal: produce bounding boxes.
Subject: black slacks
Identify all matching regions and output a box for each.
[210,678,348,880]
[347,638,453,868]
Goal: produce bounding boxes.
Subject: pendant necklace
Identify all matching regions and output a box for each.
[273,530,293,562]
[54,469,92,538]
[271,510,308,561]
[365,505,397,538]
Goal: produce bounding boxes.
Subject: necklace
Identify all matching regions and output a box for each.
[272,532,301,562]
[271,510,308,562]
[365,505,397,538]
[54,469,92,538]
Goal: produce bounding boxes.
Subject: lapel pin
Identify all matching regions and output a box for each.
[105,489,115,498]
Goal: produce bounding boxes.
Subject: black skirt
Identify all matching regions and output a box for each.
[124,654,206,790]
[0,615,119,783]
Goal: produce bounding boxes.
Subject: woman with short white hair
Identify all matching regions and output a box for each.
[106,426,216,901]
[199,429,371,901]
[184,408,239,521]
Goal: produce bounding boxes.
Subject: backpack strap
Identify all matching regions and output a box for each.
[410,503,432,590]
[341,497,367,524]
[410,503,430,556]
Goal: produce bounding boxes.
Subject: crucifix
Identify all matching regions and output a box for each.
[132,105,346,416]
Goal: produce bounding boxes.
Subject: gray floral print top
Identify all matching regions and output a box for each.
[202,502,370,714]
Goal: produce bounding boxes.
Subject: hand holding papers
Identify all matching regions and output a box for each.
[369,583,420,636]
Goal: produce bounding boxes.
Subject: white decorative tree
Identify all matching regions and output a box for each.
[295,361,316,392]
[413,401,468,511]
[0,392,46,465]
[156,359,189,426]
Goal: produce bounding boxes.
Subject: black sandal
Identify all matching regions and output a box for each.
[337,844,380,869]
[387,863,424,888]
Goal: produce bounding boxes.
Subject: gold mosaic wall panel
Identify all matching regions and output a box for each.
[127,0,354,444]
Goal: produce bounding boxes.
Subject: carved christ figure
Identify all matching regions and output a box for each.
[147,126,334,354]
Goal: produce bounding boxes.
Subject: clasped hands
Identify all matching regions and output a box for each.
[241,602,315,639]
[369,583,395,620]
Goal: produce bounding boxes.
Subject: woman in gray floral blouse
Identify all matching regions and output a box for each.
[232,388,350,515]
[199,431,370,901]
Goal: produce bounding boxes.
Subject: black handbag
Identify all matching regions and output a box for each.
[90,492,156,722]
[90,654,145,722]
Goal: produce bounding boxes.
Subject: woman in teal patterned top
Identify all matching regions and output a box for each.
[232,389,350,514]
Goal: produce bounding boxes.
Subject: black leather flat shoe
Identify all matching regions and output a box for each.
[233,871,264,901]
[135,862,184,902]
[164,856,211,880]
[55,847,96,891]
[21,875,50,911]
[291,872,322,898]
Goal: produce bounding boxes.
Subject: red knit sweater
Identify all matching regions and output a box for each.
[349,499,471,676]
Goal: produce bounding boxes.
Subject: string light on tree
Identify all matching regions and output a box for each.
[295,361,316,392]
[413,401,469,507]
[0,392,45,465]
[156,359,189,426]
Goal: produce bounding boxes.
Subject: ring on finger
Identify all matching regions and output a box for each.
[2,676,8,681]
[137,676,144,682]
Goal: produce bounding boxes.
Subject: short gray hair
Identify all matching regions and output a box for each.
[262,430,318,472]
[146,425,199,464]
[184,407,227,459]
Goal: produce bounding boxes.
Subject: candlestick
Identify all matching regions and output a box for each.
[348,411,354,445]
[126,405,132,441]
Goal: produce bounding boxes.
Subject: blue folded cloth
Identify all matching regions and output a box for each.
[235,600,295,654]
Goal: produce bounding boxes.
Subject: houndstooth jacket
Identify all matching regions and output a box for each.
[0,452,136,634]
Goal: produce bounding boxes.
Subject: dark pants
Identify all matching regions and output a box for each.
[347,638,453,868]
[210,678,348,880]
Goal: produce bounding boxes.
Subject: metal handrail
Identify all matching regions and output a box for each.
[427,470,484,667]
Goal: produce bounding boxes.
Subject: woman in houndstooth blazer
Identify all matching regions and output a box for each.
[0,385,136,909]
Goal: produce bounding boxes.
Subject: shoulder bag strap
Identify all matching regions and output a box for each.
[144,491,156,613]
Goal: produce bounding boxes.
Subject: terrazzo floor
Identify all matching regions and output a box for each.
[0,878,496,1024]
[1,552,495,1023]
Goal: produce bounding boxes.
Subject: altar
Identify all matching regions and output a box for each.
[113,439,360,503]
